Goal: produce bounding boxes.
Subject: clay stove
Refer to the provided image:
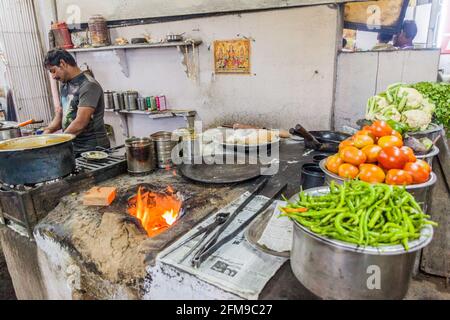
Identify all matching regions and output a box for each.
[127,185,184,237]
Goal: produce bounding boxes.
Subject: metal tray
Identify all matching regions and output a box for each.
[244,202,290,258]
[178,163,263,184]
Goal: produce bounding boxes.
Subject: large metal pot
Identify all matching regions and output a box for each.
[290,187,434,300]
[0,134,76,185]
[0,121,22,141]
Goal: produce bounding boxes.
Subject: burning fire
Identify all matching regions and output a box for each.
[127,186,182,237]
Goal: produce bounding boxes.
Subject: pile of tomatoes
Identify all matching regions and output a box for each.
[325,120,432,185]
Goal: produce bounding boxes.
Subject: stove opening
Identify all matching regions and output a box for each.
[127,186,183,237]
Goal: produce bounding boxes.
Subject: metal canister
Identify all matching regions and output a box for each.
[88,15,110,47]
[104,90,115,110]
[148,96,157,112]
[124,91,138,111]
[125,137,156,175]
[113,92,125,111]
[137,97,147,111]
[150,131,179,168]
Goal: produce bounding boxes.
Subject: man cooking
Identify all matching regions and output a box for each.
[393,20,418,50]
[43,49,110,155]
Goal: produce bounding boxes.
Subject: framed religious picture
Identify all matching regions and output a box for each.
[214,39,251,74]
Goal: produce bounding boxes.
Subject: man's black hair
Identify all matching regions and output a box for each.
[44,49,77,68]
[402,20,418,40]
[342,38,348,48]
[378,33,393,43]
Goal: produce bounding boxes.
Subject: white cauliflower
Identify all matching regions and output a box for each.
[402,109,432,131]
[397,87,423,107]
[421,98,436,115]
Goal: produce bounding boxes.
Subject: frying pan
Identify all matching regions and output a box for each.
[290,124,350,153]
[79,144,125,161]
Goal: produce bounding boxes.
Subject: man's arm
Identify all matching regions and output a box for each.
[43,107,63,134]
[64,106,95,136]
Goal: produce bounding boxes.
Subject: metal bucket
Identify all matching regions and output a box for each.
[150,131,179,169]
[319,159,437,211]
[125,137,156,175]
[0,134,76,185]
[290,186,434,300]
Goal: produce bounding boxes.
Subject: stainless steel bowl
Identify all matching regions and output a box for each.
[318,159,437,211]
[290,186,434,300]
[415,145,439,167]
[406,123,443,142]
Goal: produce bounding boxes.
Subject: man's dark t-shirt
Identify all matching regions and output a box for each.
[60,72,110,153]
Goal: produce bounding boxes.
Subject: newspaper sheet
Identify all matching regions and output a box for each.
[157,192,287,300]
[257,201,293,253]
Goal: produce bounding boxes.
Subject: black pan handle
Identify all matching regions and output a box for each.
[294,124,322,147]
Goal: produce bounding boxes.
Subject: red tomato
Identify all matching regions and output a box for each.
[338,163,359,179]
[404,162,430,184]
[377,146,409,170]
[400,146,417,163]
[362,145,382,163]
[415,159,431,174]
[340,146,367,166]
[369,120,393,138]
[355,129,375,140]
[358,164,386,183]
[339,139,355,153]
[377,135,403,148]
[385,169,413,185]
[391,130,403,140]
[353,135,374,149]
[326,154,344,174]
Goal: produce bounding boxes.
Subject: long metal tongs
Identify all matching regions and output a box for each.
[187,177,269,263]
[191,181,287,268]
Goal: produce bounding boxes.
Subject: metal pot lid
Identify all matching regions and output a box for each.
[291,187,434,255]
[0,134,76,152]
[0,121,18,130]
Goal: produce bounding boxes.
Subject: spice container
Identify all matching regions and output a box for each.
[88,15,110,47]
[137,98,146,111]
[104,91,115,110]
[113,92,125,111]
[124,91,138,111]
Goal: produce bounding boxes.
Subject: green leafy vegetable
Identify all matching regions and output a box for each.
[411,82,450,136]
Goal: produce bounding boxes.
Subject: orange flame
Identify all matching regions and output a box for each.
[128,186,182,237]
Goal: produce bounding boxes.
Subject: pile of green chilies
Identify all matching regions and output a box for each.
[281,181,437,250]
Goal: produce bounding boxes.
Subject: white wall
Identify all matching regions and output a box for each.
[334,49,441,130]
[440,54,450,73]
[58,5,340,133]
[55,0,353,22]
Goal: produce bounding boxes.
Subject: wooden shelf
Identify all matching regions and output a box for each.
[68,40,202,53]
[69,40,202,78]
[105,109,196,119]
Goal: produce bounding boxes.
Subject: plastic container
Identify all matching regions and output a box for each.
[51,22,74,49]
[88,15,110,47]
